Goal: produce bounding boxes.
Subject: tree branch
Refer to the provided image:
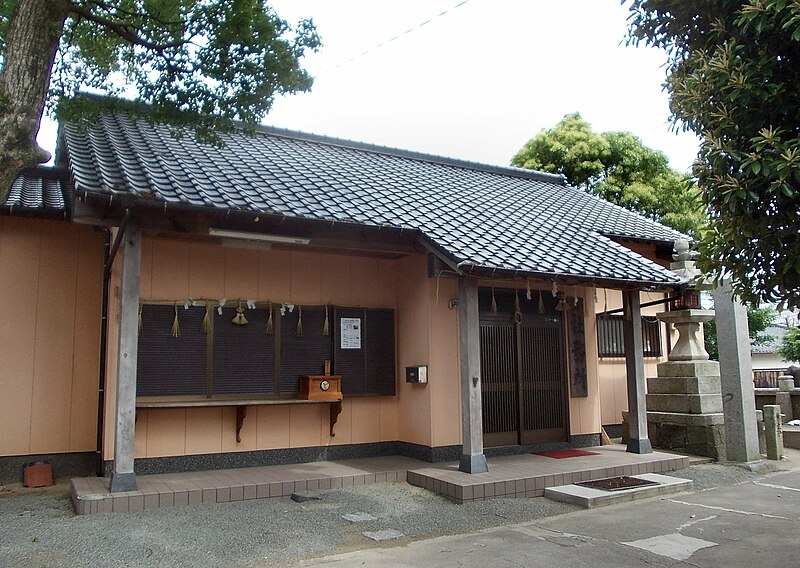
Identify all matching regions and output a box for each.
[77,0,185,28]
[66,2,188,52]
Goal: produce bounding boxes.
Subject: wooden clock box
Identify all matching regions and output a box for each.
[299,375,343,401]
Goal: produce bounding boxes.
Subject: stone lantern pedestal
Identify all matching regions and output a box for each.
[646,309,726,459]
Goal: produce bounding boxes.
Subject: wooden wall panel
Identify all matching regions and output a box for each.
[184,407,223,455]
[188,242,225,298]
[149,239,190,299]
[0,218,40,455]
[134,409,148,458]
[144,409,186,457]
[428,278,461,447]
[290,251,322,304]
[378,259,397,307]
[258,249,291,300]
[69,228,103,451]
[289,404,323,448]
[350,398,381,445]
[256,405,291,450]
[395,255,432,446]
[223,248,259,300]
[320,255,350,305]
[0,219,103,457]
[350,256,381,307]
[137,236,153,299]
[379,397,399,442]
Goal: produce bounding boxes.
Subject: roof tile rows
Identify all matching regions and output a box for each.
[4,168,68,212]
[62,113,687,286]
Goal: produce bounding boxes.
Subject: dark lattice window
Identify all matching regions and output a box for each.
[136,303,395,398]
[597,315,662,358]
[136,305,207,396]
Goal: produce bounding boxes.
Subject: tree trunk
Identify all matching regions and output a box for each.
[0,0,69,204]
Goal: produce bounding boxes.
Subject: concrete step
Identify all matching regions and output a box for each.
[543,473,692,509]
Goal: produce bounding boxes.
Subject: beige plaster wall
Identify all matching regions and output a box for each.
[104,235,666,458]
[393,257,463,449]
[752,352,797,371]
[0,217,103,457]
[104,237,400,459]
[596,289,669,426]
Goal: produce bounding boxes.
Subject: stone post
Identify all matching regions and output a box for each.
[713,282,761,463]
[776,376,794,423]
[763,405,784,460]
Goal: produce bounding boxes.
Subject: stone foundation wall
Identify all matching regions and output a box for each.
[647,421,726,461]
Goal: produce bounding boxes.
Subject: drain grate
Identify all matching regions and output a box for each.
[576,476,659,492]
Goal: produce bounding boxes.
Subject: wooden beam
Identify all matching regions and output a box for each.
[622,290,652,454]
[458,276,488,473]
[109,222,141,492]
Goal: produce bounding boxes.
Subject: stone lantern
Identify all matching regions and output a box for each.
[646,240,727,459]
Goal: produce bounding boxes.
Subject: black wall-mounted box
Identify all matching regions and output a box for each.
[405,365,428,384]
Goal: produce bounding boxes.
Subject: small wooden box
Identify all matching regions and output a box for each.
[299,376,343,401]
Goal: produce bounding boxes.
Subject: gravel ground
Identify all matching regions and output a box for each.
[1,454,795,568]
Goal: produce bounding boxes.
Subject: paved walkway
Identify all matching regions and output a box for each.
[290,463,800,567]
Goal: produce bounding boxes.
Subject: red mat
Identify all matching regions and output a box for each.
[534,449,599,459]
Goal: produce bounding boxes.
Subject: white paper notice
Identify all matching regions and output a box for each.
[340,317,362,349]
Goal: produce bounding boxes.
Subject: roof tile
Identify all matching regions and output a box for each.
[62,114,686,286]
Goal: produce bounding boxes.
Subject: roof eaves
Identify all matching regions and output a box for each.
[455,259,684,290]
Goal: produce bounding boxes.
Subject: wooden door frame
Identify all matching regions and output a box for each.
[478,287,570,447]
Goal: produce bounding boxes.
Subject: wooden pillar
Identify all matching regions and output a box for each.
[109,223,141,492]
[622,289,652,454]
[458,276,488,473]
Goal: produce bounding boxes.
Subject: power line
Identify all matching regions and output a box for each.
[317,0,473,76]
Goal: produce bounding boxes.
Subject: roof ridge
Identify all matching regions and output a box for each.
[246,123,569,186]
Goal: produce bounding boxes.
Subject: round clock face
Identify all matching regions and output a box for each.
[320,380,330,392]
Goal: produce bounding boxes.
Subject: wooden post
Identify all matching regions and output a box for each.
[622,289,652,454]
[458,276,488,473]
[109,222,141,492]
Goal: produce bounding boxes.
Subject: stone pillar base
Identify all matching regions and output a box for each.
[624,411,727,460]
[647,420,726,461]
[109,471,137,492]
[459,453,488,474]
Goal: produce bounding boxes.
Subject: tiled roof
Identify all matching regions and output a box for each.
[62,113,687,287]
[3,167,69,213]
[752,324,790,354]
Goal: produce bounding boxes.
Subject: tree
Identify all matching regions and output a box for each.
[0,0,320,203]
[703,304,775,361]
[512,112,705,236]
[626,1,800,309]
[778,326,800,362]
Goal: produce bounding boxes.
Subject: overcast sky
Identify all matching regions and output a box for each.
[39,0,701,172]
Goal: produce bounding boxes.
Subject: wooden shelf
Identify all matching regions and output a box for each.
[135,397,344,441]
